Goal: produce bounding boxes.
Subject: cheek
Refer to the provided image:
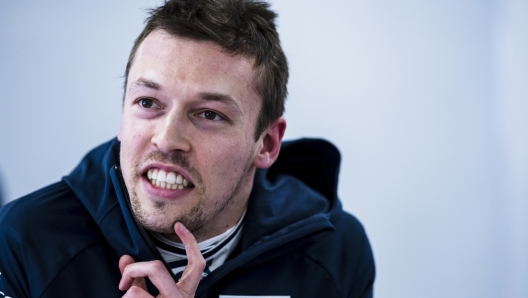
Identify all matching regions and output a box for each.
[204,140,254,181]
[120,116,148,145]
[119,118,150,166]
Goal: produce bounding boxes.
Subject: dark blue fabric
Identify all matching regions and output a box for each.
[0,138,375,297]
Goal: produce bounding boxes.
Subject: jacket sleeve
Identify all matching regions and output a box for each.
[0,225,31,298]
[347,226,375,298]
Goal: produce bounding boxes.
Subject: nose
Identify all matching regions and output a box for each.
[151,110,191,153]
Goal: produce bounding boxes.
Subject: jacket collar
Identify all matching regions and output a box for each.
[63,137,342,286]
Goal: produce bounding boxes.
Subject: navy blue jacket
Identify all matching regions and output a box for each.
[0,138,375,297]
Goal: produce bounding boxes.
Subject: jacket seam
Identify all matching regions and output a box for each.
[39,240,102,298]
[97,202,120,227]
[247,216,330,250]
[293,249,343,297]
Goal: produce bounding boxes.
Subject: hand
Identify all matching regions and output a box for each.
[119,222,206,297]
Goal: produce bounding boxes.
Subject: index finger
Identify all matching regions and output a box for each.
[119,259,175,293]
[175,222,206,295]
[119,255,147,291]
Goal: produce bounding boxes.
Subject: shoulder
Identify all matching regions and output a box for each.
[0,180,99,249]
[0,181,105,297]
[296,210,375,297]
[1,181,72,227]
[0,181,94,238]
[332,209,372,250]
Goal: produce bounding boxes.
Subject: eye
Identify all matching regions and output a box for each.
[204,111,218,120]
[197,110,223,121]
[137,98,161,109]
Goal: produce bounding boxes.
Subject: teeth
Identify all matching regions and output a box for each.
[166,172,176,184]
[147,169,193,190]
[157,170,166,182]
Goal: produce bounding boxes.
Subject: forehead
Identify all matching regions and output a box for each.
[128,30,260,108]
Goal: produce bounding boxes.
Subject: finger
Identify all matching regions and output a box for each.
[121,285,153,298]
[175,222,206,295]
[120,260,176,295]
[119,255,135,275]
[119,255,147,291]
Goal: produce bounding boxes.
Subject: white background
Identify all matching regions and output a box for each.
[1,0,527,297]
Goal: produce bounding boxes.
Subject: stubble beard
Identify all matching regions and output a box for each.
[126,150,251,240]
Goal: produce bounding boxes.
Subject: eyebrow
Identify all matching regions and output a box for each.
[129,78,242,113]
[198,92,242,114]
[129,78,161,92]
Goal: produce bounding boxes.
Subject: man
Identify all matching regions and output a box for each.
[0,0,375,297]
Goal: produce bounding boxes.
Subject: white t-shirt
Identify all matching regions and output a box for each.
[150,210,246,280]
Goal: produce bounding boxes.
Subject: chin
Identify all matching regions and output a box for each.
[130,191,207,235]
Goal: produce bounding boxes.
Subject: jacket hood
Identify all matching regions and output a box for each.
[62,138,155,261]
[241,138,342,250]
[62,137,342,261]
[270,138,341,207]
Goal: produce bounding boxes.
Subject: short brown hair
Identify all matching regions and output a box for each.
[124,0,288,140]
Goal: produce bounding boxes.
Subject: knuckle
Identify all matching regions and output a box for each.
[187,258,206,271]
[150,260,165,271]
[122,265,131,276]
[196,257,206,269]
[128,285,144,295]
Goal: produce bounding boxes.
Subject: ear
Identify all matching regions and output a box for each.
[117,122,123,141]
[253,117,287,169]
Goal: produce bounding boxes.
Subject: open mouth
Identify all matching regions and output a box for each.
[146,168,194,190]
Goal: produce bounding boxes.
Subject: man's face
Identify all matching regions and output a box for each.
[119,30,263,241]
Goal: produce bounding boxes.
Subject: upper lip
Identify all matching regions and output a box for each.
[140,161,194,184]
